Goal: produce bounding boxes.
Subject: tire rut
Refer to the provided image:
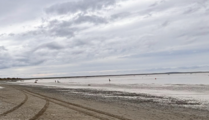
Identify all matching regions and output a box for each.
[25,91,109,120]
[29,100,49,120]
[0,92,28,117]
[24,89,132,120]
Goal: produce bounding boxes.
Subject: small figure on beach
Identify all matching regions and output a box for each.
[55,80,56,83]
[34,80,38,83]
[109,79,111,82]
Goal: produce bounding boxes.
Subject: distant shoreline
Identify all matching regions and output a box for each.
[22,71,209,80]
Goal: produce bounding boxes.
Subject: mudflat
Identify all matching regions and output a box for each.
[0,84,209,120]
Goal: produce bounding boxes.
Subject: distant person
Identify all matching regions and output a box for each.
[55,80,56,83]
[109,79,111,82]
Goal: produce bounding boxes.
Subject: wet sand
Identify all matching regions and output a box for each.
[0,83,209,120]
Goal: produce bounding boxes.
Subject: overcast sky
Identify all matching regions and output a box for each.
[0,0,209,78]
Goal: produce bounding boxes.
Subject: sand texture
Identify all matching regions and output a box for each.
[0,83,209,120]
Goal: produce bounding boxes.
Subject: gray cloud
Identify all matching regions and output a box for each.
[45,0,117,15]
[111,12,131,19]
[33,42,65,52]
[16,13,109,39]
[0,46,7,51]
[136,0,208,17]
[74,14,108,24]
[0,0,60,27]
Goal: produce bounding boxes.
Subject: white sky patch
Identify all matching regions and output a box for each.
[0,19,41,34]
[116,0,152,12]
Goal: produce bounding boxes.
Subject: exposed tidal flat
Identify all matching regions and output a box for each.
[15,73,209,109]
[1,73,209,119]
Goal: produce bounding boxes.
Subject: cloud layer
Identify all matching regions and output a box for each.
[0,0,209,77]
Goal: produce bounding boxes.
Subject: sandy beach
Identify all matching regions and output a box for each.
[0,84,208,120]
[0,73,209,120]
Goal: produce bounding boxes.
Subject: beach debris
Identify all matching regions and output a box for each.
[88,84,91,86]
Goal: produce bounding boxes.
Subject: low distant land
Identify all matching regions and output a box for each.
[0,71,208,81]
[16,71,209,80]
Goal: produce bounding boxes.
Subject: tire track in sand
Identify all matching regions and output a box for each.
[25,91,110,120]
[0,85,49,120]
[24,89,132,120]
[0,93,28,117]
[29,99,49,120]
